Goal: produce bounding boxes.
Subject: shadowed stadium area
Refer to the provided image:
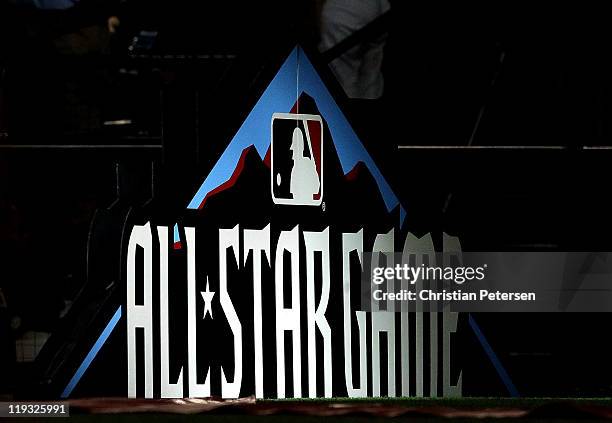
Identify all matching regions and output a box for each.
[5,2,612,422]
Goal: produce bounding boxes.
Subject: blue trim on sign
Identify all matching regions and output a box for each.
[184,48,298,214]
[173,224,180,245]
[61,306,122,398]
[468,314,520,397]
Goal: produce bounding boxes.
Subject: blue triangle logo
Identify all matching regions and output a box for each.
[175,46,405,243]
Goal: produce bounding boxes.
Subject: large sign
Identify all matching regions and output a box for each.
[62,47,468,400]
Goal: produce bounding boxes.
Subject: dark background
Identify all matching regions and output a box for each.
[2,1,612,398]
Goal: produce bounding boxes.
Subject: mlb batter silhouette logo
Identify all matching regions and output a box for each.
[271,113,323,206]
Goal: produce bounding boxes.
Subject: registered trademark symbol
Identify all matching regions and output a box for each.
[322,202,326,212]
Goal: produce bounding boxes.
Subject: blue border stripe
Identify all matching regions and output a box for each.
[61,306,122,398]
[468,314,519,397]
